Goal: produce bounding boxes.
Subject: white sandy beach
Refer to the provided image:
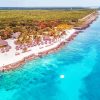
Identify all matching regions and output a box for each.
[0,29,76,68]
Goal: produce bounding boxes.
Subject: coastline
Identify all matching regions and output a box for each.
[0,29,79,71]
[0,12,98,72]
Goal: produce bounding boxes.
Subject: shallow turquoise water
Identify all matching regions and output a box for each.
[0,13,100,100]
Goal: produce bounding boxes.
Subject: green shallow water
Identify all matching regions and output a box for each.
[0,12,100,100]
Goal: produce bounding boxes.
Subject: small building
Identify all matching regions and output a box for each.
[12,32,21,39]
[43,36,50,40]
[0,39,8,47]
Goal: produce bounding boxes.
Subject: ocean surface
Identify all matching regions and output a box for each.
[0,11,100,100]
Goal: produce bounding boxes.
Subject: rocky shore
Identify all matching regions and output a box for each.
[74,11,98,30]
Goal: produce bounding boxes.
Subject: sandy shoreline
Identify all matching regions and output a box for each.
[0,29,79,71]
[0,12,98,72]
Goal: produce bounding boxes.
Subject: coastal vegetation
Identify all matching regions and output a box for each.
[0,9,95,43]
[0,9,98,71]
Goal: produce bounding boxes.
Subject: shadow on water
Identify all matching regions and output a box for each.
[57,46,97,100]
[79,12,100,100]
[81,42,100,100]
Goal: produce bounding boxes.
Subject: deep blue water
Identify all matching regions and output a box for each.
[0,12,100,100]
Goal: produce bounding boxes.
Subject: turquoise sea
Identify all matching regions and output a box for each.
[0,12,100,100]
